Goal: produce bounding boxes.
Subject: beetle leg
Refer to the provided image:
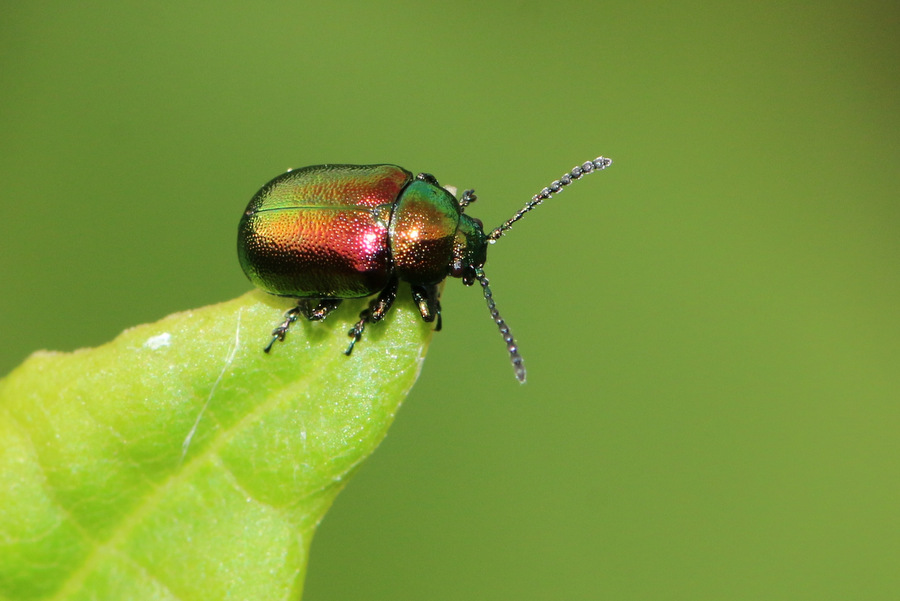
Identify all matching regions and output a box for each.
[264,298,344,353]
[345,276,399,355]
[410,284,442,331]
[300,298,342,321]
[458,188,477,211]
[431,284,443,331]
[264,304,302,353]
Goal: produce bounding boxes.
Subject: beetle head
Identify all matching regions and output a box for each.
[450,214,488,283]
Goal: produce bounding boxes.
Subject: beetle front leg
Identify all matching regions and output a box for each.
[411,284,442,331]
[345,276,399,355]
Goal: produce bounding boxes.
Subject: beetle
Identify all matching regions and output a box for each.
[238,156,612,382]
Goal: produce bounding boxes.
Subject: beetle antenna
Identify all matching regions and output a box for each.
[474,267,526,383]
[487,156,612,241]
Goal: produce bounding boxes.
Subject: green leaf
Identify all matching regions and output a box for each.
[0,290,434,600]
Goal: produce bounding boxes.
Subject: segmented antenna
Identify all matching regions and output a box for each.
[488,156,612,241]
[474,267,526,383]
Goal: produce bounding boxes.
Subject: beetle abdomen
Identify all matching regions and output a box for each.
[238,164,413,298]
[239,206,392,298]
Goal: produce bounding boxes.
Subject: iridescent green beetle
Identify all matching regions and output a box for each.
[238,157,612,382]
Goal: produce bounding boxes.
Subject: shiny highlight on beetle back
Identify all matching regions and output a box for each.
[239,206,393,298]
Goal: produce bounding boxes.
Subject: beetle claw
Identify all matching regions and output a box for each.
[345,319,366,355]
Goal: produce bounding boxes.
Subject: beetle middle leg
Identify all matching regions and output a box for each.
[411,284,442,331]
[345,276,399,355]
[264,298,342,352]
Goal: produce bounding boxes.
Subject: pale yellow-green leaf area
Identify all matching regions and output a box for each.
[0,290,434,600]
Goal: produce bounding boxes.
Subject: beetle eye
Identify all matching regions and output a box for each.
[473,217,483,229]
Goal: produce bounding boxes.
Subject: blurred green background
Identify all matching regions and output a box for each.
[2,1,898,599]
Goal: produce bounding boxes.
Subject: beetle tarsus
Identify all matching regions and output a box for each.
[345,317,367,355]
[264,305,302,353]
[411,284,442,331]
[265,298,345,353]
[344,276,399,355]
